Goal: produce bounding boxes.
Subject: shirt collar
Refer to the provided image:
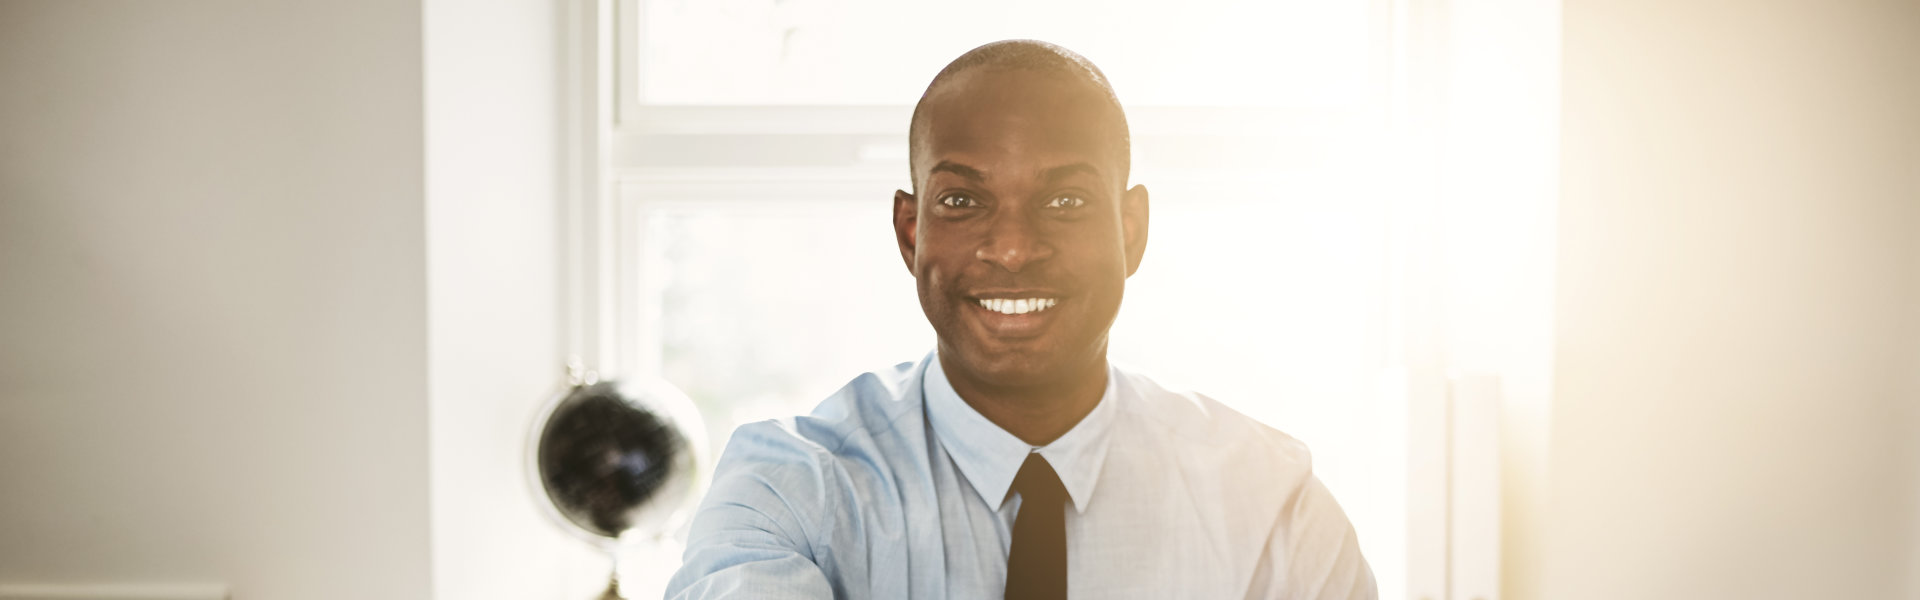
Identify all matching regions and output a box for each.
[922,351,1118,514]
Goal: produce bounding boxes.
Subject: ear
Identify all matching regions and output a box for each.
[1121,183,1150,277]
[893,189,919,275]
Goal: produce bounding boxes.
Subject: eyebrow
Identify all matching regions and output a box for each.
[927,161,1105,184]
[1040,162,1101,183]
[929,161,985,181]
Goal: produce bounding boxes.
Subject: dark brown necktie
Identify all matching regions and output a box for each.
[1005,453,1067,600]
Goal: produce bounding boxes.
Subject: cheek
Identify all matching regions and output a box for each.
[1055,236,1130,278]
[1058,246,1129,314]
[915,235,970,283]
[916,262,957,311]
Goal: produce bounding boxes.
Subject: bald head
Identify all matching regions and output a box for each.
[907,40,1131,193]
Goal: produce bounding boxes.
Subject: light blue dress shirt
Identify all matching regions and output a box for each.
[666,352,1376,599]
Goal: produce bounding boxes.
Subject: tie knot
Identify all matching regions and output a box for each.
[1012,453,1066,501]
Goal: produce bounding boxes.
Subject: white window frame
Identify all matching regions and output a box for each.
[558,1,1545,599]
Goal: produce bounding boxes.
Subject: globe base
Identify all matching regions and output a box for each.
[598,577,623,600]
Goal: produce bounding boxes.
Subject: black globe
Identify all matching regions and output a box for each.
[536,380,701,540]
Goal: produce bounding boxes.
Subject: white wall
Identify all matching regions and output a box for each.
[0,1,432,599]
[423,0,607,598]
[1551,1,1920,599]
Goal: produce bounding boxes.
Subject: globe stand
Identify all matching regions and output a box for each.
[596,575,621,600]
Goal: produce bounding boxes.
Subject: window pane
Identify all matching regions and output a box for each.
[638,178,1398,593]
[638,0,1372,107]
[643,205,933,446]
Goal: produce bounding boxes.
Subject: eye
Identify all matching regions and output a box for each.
[940,193,979,208]
[1045,195,1086,209]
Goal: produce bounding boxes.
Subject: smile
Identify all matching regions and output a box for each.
[975,297,1058,315]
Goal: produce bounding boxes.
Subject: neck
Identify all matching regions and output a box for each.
[940,351,1109,447]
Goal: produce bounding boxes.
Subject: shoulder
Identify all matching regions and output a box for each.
[703,359,927,513]
[1112,365,1319,515]
[1112,365,1341,546]
[792,358,926,452]
[1115,365,1315,472]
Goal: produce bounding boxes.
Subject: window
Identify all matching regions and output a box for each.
[574,0,1557,597]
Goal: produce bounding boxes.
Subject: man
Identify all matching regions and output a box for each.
[666,40,1375,599]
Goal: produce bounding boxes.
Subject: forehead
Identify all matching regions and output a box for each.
[914,69,1125,183]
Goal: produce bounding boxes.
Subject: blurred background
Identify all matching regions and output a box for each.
[0,1,1914,599]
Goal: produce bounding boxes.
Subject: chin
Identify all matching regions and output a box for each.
[945,335,1096,389]
[962,348,1058,386]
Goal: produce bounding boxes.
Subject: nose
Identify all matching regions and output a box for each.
[975,210,1054,273]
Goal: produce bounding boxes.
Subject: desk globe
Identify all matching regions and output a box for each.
[534,376,708,599]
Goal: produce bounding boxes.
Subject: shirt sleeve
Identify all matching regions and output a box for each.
[665,421,838,600]
[1246,473,1378,600]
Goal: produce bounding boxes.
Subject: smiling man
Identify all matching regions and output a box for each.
[666,40,1376,600]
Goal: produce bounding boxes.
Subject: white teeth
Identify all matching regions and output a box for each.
[977,297,1058,315]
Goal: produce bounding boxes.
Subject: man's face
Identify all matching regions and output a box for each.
[894,68,1149,389]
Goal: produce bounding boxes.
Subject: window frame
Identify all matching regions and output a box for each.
[557,2,1536,599]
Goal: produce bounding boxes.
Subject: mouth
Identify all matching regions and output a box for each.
[963,291,1065,338]
[973,297,1060,315]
